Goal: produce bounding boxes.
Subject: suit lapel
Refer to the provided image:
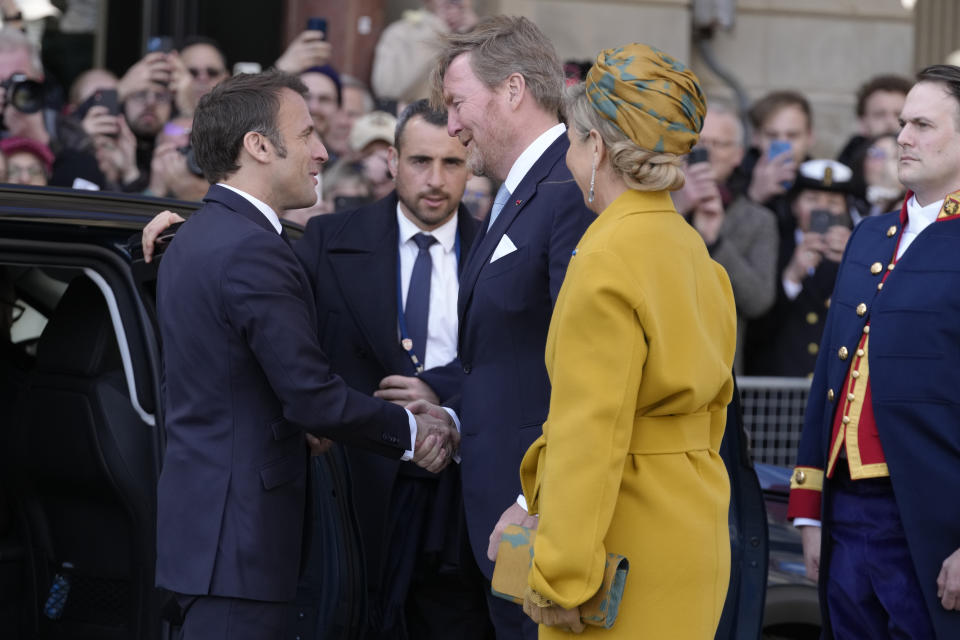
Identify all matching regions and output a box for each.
[327,196,415,376]
[457,134,569,319]
[204,184,278,235]
[455,203,480,277]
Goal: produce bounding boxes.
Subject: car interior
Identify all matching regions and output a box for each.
[1,263,162,639]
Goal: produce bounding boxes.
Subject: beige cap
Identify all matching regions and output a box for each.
[348,110,397,152]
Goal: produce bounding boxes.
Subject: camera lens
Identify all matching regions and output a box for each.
[4,74,43,114]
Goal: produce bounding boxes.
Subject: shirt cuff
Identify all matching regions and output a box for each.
[443,407,462,463]
[517,494,528,512]
[793,518,821,528]
[401,409,416,461]
[782,276,803,300]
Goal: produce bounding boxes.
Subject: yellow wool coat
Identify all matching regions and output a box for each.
[520,189,736,638]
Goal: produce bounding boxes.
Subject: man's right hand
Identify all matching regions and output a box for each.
[408,399,459,473]
[747,149,795,204]
[488,502,539,562]
[800,525,821,581]
[142,210,186,263]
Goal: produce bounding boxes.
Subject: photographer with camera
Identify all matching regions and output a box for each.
[673,101,778,373]
[745,159,854,377]
[145,115,206,201]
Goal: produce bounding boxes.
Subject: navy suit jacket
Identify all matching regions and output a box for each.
[796,207,960,639]
[295,193,478,590]
[155,184,411,602]
[455,133,596,577]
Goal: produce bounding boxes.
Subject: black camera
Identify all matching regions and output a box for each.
[177,145,205,177]
[2,73,45,114]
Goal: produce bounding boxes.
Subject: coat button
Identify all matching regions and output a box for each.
[838,347,849,360]
[870,262,883,275]
[842,416,851,424]
[852,370,860,379]
[887,263,895,271]
[795,470,806,485]
[877,282,884,291]
[847,392,856,402]
[827,389,835,401]
[463,364,472,374]
[856,303,867,316]
[806,312,818,325]
[808,342,819,355]
[887,225,898,237]
[856,348,865,358]
[863,325,870,334]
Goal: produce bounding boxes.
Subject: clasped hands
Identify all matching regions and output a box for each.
[409,399,458,473]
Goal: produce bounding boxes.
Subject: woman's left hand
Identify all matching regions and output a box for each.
[522,589,585,634]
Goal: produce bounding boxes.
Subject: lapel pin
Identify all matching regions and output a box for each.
[401,338,413,351]
[515,199,523,206]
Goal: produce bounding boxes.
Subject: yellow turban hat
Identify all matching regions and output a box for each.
[585,44,706,155]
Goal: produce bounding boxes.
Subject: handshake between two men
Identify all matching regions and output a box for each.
[305,397,459,474]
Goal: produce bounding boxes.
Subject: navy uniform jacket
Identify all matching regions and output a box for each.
[454,134,596,577]
[155,185,411,602]
[796,206,960,638]
[294,193,478,592]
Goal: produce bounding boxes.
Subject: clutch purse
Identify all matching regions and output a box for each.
[490,524,629,629]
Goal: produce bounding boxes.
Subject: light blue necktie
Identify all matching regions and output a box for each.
[488,183,511,230]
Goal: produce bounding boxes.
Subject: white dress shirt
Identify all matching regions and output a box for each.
[490,124,567,229]
[217,183,419,459]
[218,183,282,233]
[396,206,460,371]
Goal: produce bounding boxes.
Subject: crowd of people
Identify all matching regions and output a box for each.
[5,1,960,638]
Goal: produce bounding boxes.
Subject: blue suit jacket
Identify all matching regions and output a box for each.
[155,184,411,602]
[455,133,595,577]
[797,208,960,639]
[294,193,478,590]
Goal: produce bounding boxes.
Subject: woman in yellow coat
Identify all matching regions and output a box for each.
[516,44,736,637]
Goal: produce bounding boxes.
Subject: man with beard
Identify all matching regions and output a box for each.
[120,73,172,191]
[295,98,490,639]
[425,16,595,639]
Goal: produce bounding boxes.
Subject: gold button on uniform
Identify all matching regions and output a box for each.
[888,263,895,271]
[827,389,836,401]
[863,326,870,334]
[842,416,851,424]
[795,470,806,485]
[857,349,865,358]
[871,262,883,275]
[878,282,884,291]
[825,298,831,309]
[852,370,860,379]
[848,393,856,402]
[857,303,867,316]
[806,312,819,325]
[887,225,898,237]
[808,342,819,355]
[838,347,849,360]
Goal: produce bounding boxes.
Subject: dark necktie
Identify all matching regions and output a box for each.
[405,233,437,367]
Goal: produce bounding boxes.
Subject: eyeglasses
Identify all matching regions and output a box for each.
[699,138,739,151]
[127,89,172,105]
[188,67,225,80]
[7,165,46,179]
[1,299,25,322]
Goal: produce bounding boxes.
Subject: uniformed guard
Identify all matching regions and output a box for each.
[788,65,960,639]
[745,158,854,377]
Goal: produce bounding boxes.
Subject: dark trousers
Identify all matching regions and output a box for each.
[485,587,538,640]
[371,476,494,640]
[176,594,289,640]
[826,465,935,639]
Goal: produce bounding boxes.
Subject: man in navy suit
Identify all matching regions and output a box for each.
[416,16,595,639]
[295,99,491,639]
[155,71,458,640]
[788,65,960,638]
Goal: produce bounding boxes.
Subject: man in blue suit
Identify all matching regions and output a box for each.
[155,71,458,640]
[295,99,491,639]
[419,16,596,639]
[788,65,960,638]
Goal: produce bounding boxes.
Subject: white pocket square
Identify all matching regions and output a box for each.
[490,234,518,263]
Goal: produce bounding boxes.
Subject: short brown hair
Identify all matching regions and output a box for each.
[749,90,812,131]
[855,74,912,117]
[191,70,306,183]
[430,15,564,117]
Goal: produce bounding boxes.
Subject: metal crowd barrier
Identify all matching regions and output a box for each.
[737,376,812,468]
